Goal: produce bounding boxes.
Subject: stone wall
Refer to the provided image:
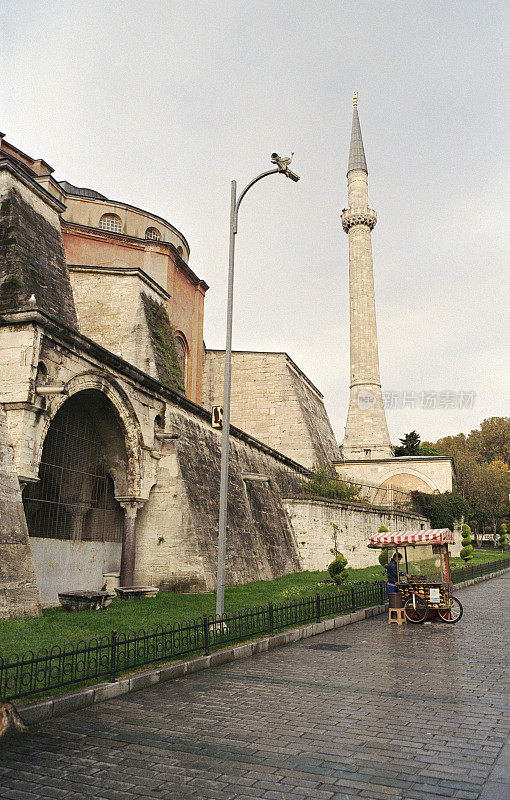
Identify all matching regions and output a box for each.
[69,265,168,380]
[135,407,305,591]
[283,496,460,571]
[202,350,340,468]
[62,226,207,405]
[0,404,41,619]
[0,309,308,601]
[0,161,78,328]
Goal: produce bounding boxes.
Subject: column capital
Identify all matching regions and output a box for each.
[116,498,145,519]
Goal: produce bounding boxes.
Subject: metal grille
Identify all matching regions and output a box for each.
[23,399,123,542]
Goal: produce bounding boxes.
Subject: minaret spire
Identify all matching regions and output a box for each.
[348,93,368,174]
[341,98,392,460]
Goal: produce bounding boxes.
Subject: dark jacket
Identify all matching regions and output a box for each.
[387,558,401,585]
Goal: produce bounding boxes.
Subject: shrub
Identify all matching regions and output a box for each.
[303,466,363,502]
[377,524,389,568]
[460,523,474,563]
[328,553,348,586]
[498,523,508,551]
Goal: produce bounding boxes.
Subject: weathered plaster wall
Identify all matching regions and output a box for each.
[0,404,41,619]
[202,350,340,468]
[283,497,460,570]
[29,539,121,605]
[167,266,205,403]
[61,196,190,259]
[135,408,305,591]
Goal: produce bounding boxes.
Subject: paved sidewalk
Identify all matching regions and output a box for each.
[0,575,508,800]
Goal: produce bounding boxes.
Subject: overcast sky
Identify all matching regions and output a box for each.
[3,0,509,445]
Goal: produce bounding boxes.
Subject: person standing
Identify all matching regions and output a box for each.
[387,551,405,597]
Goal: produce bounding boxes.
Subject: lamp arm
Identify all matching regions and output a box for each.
[233,168,281,232]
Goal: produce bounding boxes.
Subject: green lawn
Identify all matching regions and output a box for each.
[450,549,508,568]
[0,550,507,659]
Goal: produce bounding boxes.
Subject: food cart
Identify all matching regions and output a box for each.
[368,528,463,623]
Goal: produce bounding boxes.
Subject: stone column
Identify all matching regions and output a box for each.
[69,501,92,541]
[118,499,144,587]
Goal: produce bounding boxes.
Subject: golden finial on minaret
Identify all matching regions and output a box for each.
[353,91,357,108]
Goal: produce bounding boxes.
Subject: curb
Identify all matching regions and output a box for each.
[453,566,509,591]
[18,566,509,726]
[18,602,387,725]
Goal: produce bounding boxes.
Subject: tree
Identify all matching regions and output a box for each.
[411,491,467,531]
[432,422,510,539]
[394,430,421,456]
[377,524,389,568]
[467,417,510,466]
[395,431,439,457]
[498,523,508,551]
[328,553,348,586]
[460,523,474,563]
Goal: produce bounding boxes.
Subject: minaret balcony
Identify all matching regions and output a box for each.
[341,207,377,233]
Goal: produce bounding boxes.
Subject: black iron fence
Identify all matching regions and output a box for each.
[0,582,386,701]
[1,558,507,701]
[451,557,509,583]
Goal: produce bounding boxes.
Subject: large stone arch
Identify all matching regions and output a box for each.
[36,372,143,497]
[378,469,439,494]
[23,380,146,602]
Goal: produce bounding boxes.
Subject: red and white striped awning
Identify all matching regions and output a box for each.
[368,529,454,548]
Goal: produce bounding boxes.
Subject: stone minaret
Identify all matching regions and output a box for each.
[340,95,392,460]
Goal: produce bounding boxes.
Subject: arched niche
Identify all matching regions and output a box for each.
[379,472,436,494]
[36,374,143,498]
[23,389,129,543]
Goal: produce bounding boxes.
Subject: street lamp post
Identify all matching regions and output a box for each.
[216,156,300,619]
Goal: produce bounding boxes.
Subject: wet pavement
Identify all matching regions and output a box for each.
[0,574,508,800]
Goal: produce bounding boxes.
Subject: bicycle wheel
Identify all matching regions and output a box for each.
[437,596,463,623]
[404,595,428,623]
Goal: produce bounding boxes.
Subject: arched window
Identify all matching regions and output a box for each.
[174,335,188,383]
[176,245,184,257]
[99,213,122,233]
[145,227,161,241]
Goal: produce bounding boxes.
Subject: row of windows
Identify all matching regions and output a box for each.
[98,214,161,241]
[97,215,184,257]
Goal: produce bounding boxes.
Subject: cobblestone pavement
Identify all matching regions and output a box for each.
[0,575,508,800]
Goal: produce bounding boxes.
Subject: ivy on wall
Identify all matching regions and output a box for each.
[141,292,185,393]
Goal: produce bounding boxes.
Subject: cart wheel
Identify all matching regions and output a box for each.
[437,597,463,623]
[404,595,428,623]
